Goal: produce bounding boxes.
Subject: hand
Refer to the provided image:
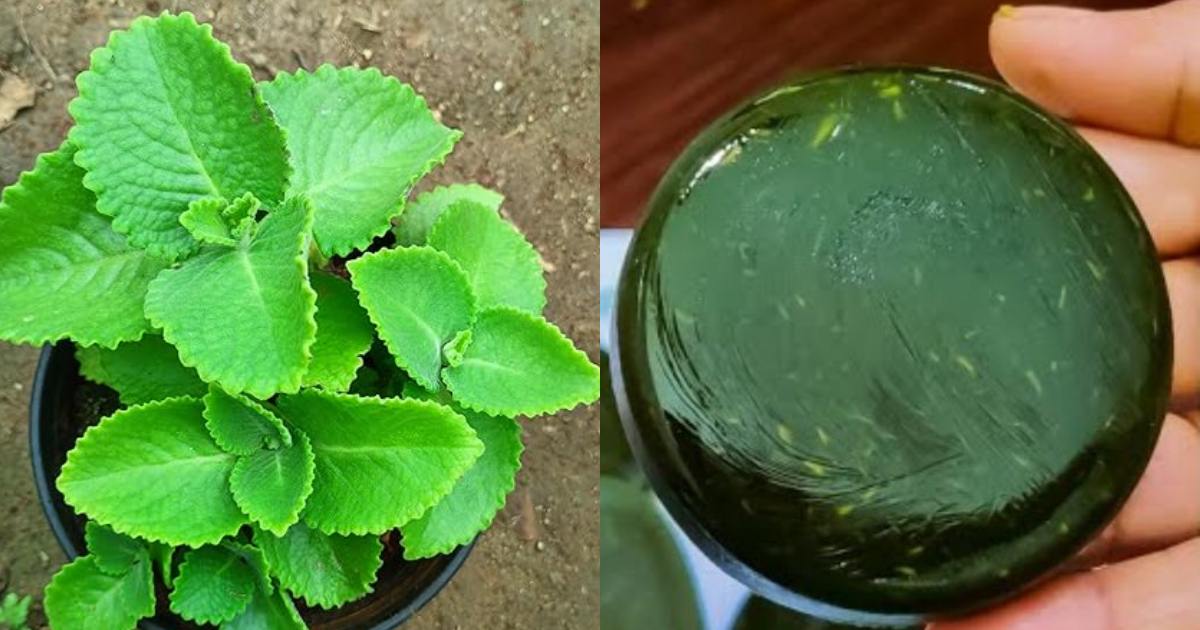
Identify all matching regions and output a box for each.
[932,2,1200,628]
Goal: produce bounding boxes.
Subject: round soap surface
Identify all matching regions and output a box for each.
[613,67,1172,624]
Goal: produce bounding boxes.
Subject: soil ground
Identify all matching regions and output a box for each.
[0,1,600,628]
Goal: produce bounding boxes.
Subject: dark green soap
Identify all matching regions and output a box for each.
[613,68,1172,622]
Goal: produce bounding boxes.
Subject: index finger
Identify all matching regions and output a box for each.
[989,1,1200,146]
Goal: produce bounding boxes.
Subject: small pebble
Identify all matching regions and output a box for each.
[493,80,505,92]
[536,541,546,551]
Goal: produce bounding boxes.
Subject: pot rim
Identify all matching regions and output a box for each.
[29,341,474,630]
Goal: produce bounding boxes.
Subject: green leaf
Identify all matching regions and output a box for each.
[222,541,274,595]
[0,143,168,348]
[221,580,304,630]
[151,542,176,588]
[443,307,600,417]
[401,409,522,559]
[169,545,257,624]
[401,380,447,404]
[58,397,247,546]
[260,65,460,256]
[145,195,318,398]
[442,329,472,368]
[76,334,206,405]
[180,197,237,246]
[255,523,382,609]
[394,183,503,246]
[67,12,289,259]
[428,200,546,313]
[178,194,261,247]
[0,593,32,628]
[350,342,410,398]
[601,477,703,630]
[44,555,155,630]
[303,272,374,391]
[347,247,476,391]
[230,428,315,536]
[275,390,483,535]
[85,522,146,576]
[203,385,292,455]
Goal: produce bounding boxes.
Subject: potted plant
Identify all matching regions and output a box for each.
[0,11,599,630]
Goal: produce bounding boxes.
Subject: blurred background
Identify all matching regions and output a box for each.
[600,0,1160,228]
[599,1,1164,629]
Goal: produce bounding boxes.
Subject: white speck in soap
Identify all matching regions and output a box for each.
[1025,370,1043,396]
[955,355,977,377]
[810,113,843,148]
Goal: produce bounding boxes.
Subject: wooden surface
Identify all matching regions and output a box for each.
[600,0,1160,226]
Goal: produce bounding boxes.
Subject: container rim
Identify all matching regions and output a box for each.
[28,341,474,629]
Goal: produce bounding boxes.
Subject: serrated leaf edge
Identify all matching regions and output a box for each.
[443,306,600,417]
[229,428,315,536]
[0,147,156,349]
[283,391,484,536]
[346,246,478,392]
[203,386,293,455]
[145,197,318,399]
[402,414,524,559]
[261,64,462,257]
[256,526,384,610]
[45,556,156,629]
[302,272,375,392]
[426,200,548,314]
[84,521,147,576]
[67,11,291,261]
[169,546,254,625]
[58,396,245,547]
[392,182,505,246]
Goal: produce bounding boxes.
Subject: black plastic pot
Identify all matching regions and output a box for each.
[30,341,473,630]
